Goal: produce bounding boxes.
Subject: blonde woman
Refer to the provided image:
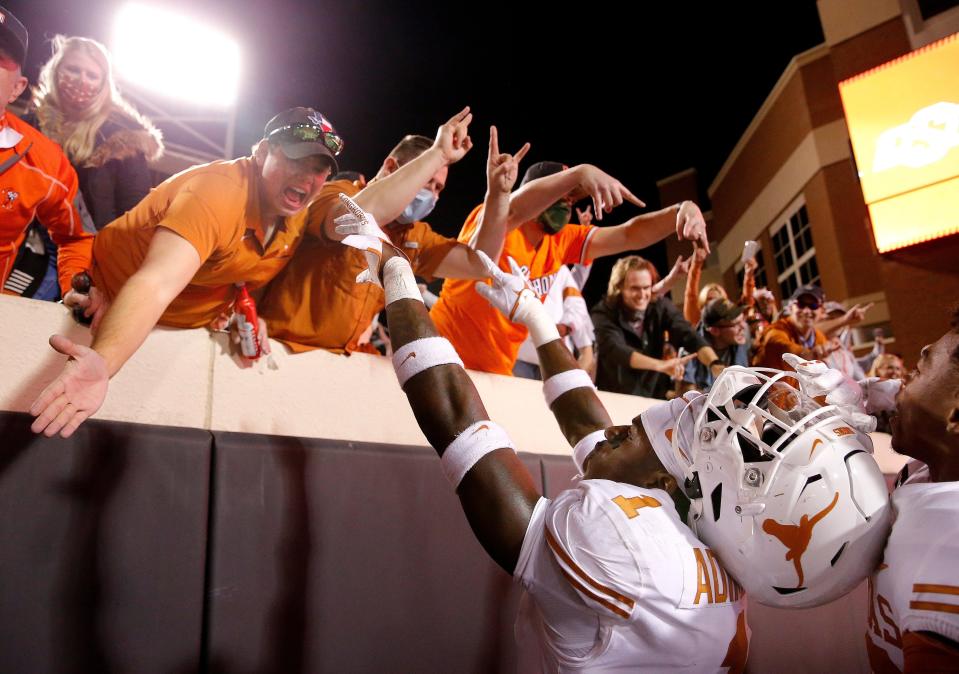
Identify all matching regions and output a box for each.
[868,353,905,381]
[32,35,162,228]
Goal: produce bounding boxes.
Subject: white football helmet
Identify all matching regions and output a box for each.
[673,366,891,608]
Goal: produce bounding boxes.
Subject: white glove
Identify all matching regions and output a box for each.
[860,377,901,415]
[782,353,877,433]
[473,251,559,347]
[334,193,402,286]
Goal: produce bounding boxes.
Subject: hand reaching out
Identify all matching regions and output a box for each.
[29,335,109,438]
[575,165,644,221]
[676,201,709,253]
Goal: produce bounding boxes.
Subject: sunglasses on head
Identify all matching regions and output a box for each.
[268,121,344,156]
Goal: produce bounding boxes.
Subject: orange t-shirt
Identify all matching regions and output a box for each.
[430,205,597,374]
[259,180,458,353]
[0,112,94,295]
[91,157,309,328]
[752,318,828,370]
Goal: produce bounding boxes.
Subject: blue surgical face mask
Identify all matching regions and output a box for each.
[396,188,437,224]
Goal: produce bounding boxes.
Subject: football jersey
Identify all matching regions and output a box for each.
[866,466,959,672]
[516,265,593,366]
[514,479,749,672]
[430,205,597,375]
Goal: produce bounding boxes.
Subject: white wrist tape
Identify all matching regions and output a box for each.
[512,293,560,347]
[384,256,423,306]
[573,429,607,474]
[543,369,595,406]
[392,336,463,387]
[442,420,514,488]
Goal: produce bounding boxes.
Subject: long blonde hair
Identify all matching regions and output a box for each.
[32,35,159,166]
[698,282,728,309]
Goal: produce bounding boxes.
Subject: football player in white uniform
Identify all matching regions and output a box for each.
[865,309,959,672]
[337,194,748,672]
[334,193,888,671]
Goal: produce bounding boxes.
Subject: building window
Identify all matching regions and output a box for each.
[916,0,959,21]
[770,202,819,299]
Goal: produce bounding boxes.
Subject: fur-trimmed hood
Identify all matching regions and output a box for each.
[85,110,164,168]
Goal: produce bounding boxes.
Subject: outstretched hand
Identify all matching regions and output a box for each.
[576,165,644,221]
[676,201,709,253]
[473,250,535,322]
[30,334,109,438]
[844,302,874,327]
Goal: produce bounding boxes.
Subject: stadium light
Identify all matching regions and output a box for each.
[112,3,241,108]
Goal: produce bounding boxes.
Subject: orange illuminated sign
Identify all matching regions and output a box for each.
[839,34,959,253]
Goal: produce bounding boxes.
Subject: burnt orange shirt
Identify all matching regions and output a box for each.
[0,112,94,295]
[430,205,597,375]
[91,157,308,328]
[752,317,827,370]
[259,180,458,353]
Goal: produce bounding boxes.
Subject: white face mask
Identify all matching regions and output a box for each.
[396,187,437,224]
[0,125,24,149]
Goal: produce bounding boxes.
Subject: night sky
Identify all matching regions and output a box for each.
[7,0,825,304]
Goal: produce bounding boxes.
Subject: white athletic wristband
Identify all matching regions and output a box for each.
[384,256,423,306]
[442,420,515,488]
[543,369,595,406]
[512,294,560,347]
[392,336,464,387]
[573,429,607,474]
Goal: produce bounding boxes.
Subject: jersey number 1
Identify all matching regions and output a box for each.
[612,495,662,519]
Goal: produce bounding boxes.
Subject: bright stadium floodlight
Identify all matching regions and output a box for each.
[112,3,241,108]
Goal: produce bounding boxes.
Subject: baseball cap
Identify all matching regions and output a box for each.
[263,107,342,173]
[788,285,824,304]
[520,160,567,187]
[823,301,846,316]
[0,5,28,68]
[702,298,745,327]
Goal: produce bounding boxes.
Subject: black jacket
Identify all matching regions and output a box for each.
[591,296,707,399]
[78,112,162,229]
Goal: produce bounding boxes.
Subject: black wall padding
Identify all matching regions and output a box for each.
[0,412,584,673]
[0,412,211,674]
[204,431,547,674]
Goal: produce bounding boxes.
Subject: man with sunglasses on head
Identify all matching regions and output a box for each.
[258,110,530,354]
[29,107,343,438]
[753,285,831,371]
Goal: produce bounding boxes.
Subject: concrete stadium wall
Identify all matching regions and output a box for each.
[0,295,655,452]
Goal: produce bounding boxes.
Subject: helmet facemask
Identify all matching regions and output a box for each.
[676,367,891,608]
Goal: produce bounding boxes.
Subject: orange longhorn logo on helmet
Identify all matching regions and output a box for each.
[761,491,841,587]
